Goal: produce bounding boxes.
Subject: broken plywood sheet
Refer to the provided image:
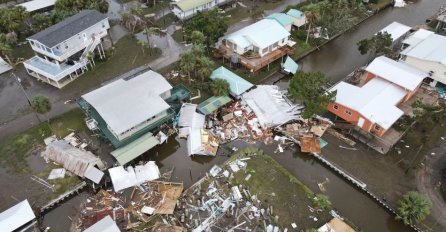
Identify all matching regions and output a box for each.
[299,136,321,153]
[153,182,184,214]
[310,123,330,137]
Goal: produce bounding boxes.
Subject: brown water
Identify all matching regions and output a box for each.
[41,1,446,231]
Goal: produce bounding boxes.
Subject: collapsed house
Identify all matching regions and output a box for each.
[108,161,160,192]
[42,140,105,184]
[241,85,303,128]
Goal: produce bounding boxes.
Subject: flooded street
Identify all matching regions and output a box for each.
[40,1,446,231]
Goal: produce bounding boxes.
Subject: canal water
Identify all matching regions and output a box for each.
[42,1,445,231]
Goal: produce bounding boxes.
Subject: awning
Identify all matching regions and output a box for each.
[111,133,159,165]
[197,96,232,115]
[282,56,299,74]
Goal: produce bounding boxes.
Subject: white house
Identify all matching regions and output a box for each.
[171,0,231,20]
[24,10,110,88]
[400,29,446,87]
[221,19,292,57]
[286,9,306,28]
[379,21,411,47]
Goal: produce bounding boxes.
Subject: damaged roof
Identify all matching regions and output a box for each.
[42,140,105,178]
[197,96,232,115]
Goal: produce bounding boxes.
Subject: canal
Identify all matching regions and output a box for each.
[42,1,445,231]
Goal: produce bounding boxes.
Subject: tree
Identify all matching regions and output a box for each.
[178,52,195,83]
[55,0,109,14]
[137,40,147,56]
[0,6,29,34]
[357,31,393,57]
[211,79,230,96]
[144,27,157,54]
[184,10,228,49]
[196,56,214,81]
[396,191,432,225]
[31,13,52,33]
[0,33,13,66]
[312,194,331,210]
[304,10,319,44]
[190,30,205,45]
[289,71,335,119]
[31,95,52,114]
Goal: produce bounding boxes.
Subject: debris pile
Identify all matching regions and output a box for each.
[207,101,274,144]
[173,154,285,231]
[275,117,333,153]
[78,180,183,230]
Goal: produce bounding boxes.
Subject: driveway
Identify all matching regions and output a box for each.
[416,140,446,229]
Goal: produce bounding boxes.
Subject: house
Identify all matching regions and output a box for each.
[210,66,253,98]
[83,215,120,232]
[327,56,426,137]
[219,19,296,72]
[171,0,231,20]
[18,0,56,13]
[241,85,302,128]
[42,140,105,184]
[0,200,36,232]
[266,13,293,31]
[400,29,446,87]
[79,70,176,148]
[24,10,110,88]
[286,9,306,28]
[379,21,411,47]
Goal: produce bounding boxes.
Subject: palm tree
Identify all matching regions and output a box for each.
[196,56,214,81]
[0,33,13,66]
[144,27,157,55]
[211,79,230,96]
[137,40,147,56]
[190,30,205,45]
[396,191,432,225]
[304,10,319,44]
[178,52,195,83]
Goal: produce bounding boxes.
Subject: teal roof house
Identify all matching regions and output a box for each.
[210,66,253,97]
[286,9,306,28]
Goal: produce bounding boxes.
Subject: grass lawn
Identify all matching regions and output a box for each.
[155,13,177,28]
[0,108,90,174]
[12,43,34,60]
[36,163,82,196]
[60,34,161,96]
[223,6,250,26]
[0,123,51,173]
[229,148,333,230]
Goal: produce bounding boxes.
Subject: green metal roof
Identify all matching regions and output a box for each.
[266,13,293,27]
[210,66,253,96]
[282,56,299,74]
[286,9,304,19]
[197,96,232,115]
[111,132,159,165]
[176,0,213,12]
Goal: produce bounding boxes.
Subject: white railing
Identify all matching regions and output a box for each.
[24,56,85,81]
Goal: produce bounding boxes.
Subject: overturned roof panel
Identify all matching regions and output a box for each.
[42,140,105,177]
[0,200,35,232]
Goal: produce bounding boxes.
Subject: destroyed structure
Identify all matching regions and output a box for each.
[42,140,106,184]
[108,161,160,192]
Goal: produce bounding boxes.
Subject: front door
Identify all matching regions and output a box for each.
[357,117,365,127]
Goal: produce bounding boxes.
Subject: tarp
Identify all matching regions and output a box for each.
[282,56,299,74]
[83,215,120,232]
[0,200,35,232]
[111,132,159,165]
[197,96,232,115]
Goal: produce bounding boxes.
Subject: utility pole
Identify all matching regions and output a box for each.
[11,72,42,123]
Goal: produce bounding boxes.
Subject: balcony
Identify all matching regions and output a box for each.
[24,56,85,88]
[218,42,296,72]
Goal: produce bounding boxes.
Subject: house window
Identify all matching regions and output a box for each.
[262,47,268,54]
[102,23,105,28]
[345,110,352,115]
[282,38,285,43]
[333,104,339,110]
[273,42,278,48]
[374,125,381,131]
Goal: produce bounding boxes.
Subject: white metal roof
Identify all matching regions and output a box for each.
[0,57,12,74]
[401,32,446,66]
[18,0,56,12]
[83,166,104,184]
[178,103,205,129]
[224,19,290,49]
[134,161,160,184]
[109,166,138,192]
[242,85,302,128]
[331,78,407,130]
[0,199,36,232]
[83,215,120,232]
[402,29,434,47]
[379,21,411,42]
[365,56,426,91]
[82,70,172,135]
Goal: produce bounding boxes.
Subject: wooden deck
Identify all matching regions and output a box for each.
[218,44,295,72]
